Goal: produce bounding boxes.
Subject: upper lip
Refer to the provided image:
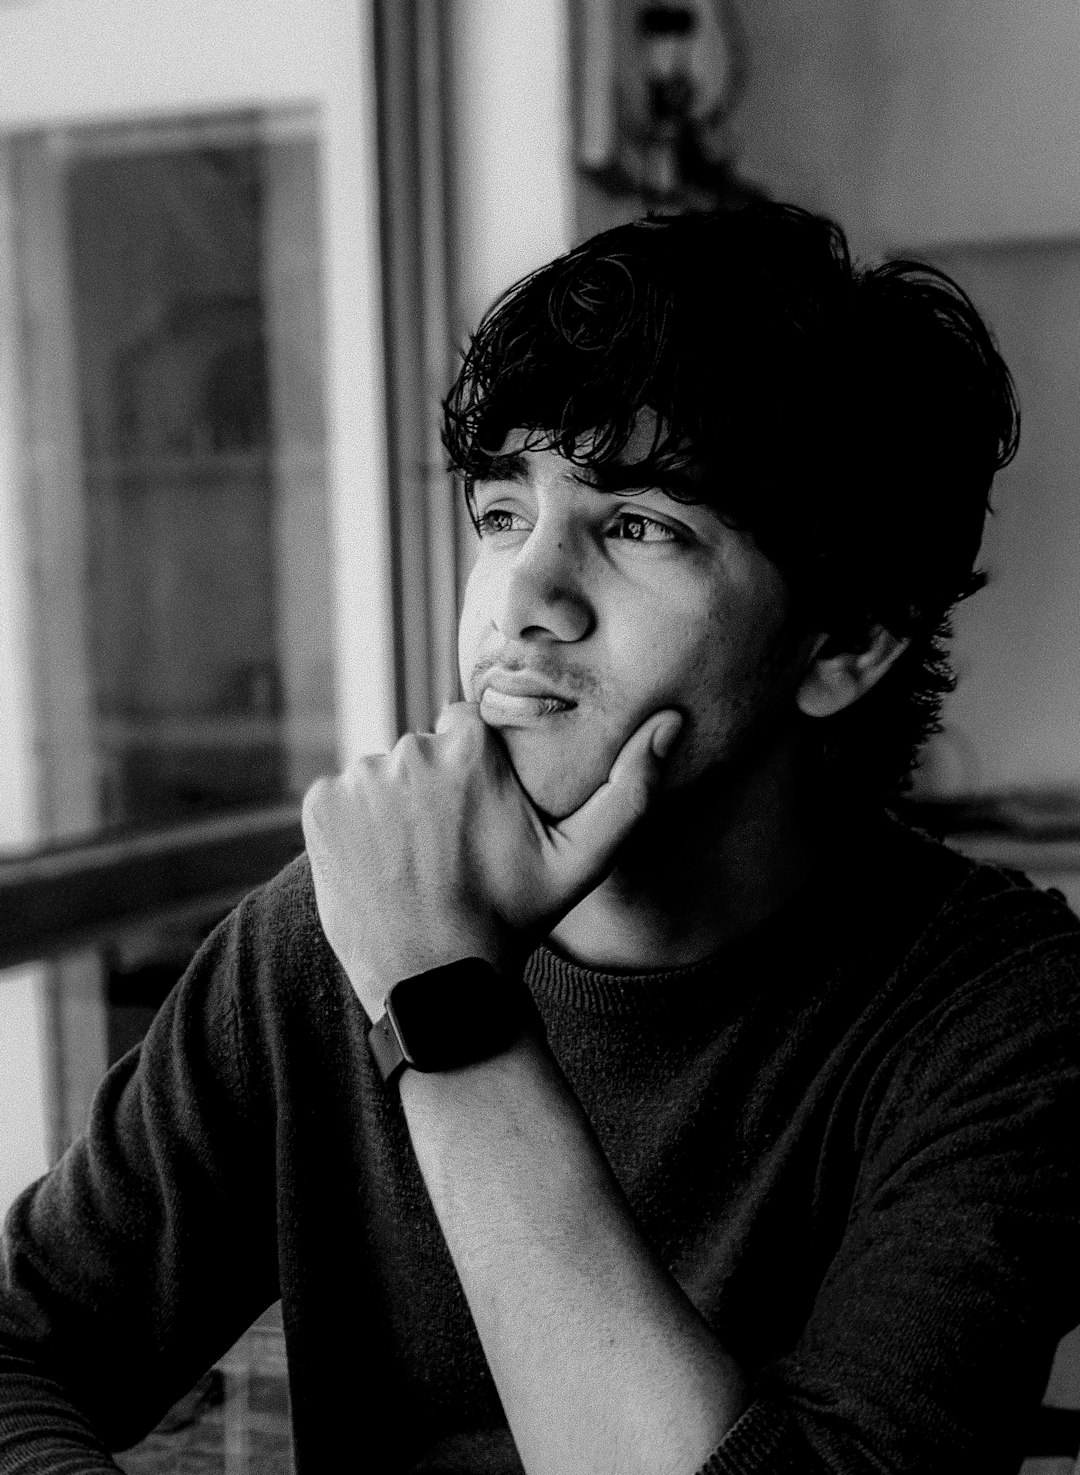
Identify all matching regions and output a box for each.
[480,668,578,706]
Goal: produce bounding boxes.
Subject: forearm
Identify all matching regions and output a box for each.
[0,1358,122,1474]
[398,1031,748,1475]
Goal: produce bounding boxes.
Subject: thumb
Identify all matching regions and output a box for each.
[553,710,683,888]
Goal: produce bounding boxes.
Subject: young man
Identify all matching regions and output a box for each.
[2,203,1078,1475]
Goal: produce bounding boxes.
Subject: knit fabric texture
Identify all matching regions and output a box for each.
[1,819,1079,1473]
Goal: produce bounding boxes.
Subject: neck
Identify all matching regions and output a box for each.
[549,742,819,972]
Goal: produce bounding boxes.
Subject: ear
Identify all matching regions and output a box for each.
[796,625,910,720]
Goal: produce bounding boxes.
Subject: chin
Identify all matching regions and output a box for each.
[500,729,612,822]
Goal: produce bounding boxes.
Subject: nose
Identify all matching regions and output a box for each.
[493,520,593,644]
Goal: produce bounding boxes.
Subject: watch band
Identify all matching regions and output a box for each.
[368,1009,411,1083]
[367,957,535,1086]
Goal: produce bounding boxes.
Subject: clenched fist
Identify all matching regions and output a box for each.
[301,702,682,1020]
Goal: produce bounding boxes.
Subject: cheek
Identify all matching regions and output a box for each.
[651,592,796,760]
[456,570,486,693]
[456,612,473,694]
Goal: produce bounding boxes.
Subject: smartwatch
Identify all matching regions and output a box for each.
[367,957,536,1086]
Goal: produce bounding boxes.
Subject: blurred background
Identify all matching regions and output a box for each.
[1,2,1079,1470]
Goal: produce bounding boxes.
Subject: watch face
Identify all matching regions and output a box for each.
[386,961,525,1071]
[388,972,470,1069]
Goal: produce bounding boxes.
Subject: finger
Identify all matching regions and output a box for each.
[553,709,683,886]
[300,775,328,850]
[435,700,480,737]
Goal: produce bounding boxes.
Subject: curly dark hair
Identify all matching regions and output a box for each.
[442,202,1019,804]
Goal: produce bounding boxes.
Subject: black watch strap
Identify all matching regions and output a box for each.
[367,957,536,1086]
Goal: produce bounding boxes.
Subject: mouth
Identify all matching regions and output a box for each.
[478,669,578,727]
[480,689,575,724]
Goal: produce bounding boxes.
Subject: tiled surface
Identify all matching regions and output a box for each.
[116,1313,293,1475]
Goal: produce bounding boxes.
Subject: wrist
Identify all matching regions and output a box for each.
[397,1025,559,1193]
[397,1021,549,1105]
[367,958,544,1089]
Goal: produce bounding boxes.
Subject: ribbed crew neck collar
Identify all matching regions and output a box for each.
[524,884,815,1019]
[524,940,747,1017]
[522,817,973,1022]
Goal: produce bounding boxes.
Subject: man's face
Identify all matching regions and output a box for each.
[457,429,812,821]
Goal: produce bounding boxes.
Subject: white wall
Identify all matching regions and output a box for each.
[450,0,574,333]
[918,242,1080,795]
[736,0,1080,253]
[0,973,50,1213]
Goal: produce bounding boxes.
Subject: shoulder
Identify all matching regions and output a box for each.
[827,818,1080,1104]
[869,816,1080,969]
[855,823,1080,1140]
[185,851,351,1036]
[896,824,1080,1005]
[228,849,323,956]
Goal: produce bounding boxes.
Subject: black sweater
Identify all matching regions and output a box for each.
[1,821,1079,1473]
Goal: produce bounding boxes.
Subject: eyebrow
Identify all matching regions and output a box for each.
[469,450,707,501]
[469,451,531,484]
[576,463,707,498]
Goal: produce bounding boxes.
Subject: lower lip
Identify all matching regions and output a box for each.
[479,689,575,726]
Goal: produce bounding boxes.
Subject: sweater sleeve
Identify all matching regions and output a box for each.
[695,935,1080,1475]
[0,876,286,1471]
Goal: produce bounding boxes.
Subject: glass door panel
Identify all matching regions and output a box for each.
[10,109,335,837]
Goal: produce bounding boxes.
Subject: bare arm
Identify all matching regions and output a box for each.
[399,1031,747,1475]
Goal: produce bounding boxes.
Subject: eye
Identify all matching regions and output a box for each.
[474,506,527,539]
[608,511,681,543]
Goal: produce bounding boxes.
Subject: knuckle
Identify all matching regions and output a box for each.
[436,700,475,734]
[301,776,329,831]
[436,707,487,757]
[302,775,326,809]
[391,731,423,768]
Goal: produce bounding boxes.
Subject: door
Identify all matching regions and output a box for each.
[0,0,392,1202]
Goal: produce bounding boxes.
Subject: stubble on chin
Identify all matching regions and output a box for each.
[496,725,618,824]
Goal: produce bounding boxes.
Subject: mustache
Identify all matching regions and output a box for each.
[469,653,601,702]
